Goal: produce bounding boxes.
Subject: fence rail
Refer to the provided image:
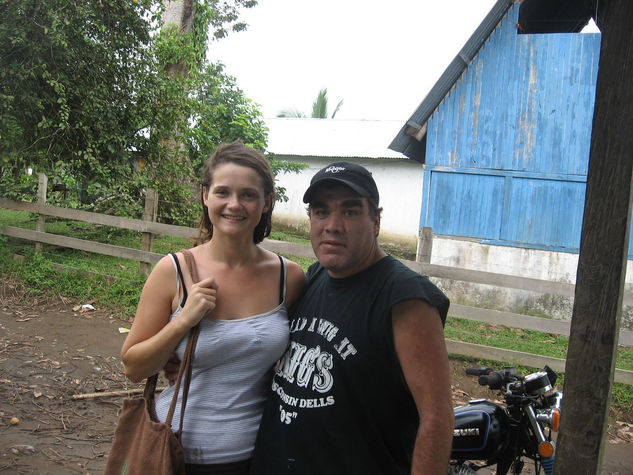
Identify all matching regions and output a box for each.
[1,191,632,384]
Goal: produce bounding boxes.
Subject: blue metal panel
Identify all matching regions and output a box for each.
[425,3,601,176]
[423,166,589,251]
[420,2,603,254]
[425,170,505,238]
[501,177,586,248]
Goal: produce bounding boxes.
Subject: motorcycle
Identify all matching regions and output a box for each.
[447,365,562,475]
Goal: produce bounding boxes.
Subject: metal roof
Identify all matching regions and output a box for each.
[389,0,595,163]
[265,118,406,160]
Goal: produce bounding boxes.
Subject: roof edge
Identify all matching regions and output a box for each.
[389,0,515,161]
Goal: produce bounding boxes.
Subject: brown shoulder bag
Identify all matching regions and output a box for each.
[104,250,200,475]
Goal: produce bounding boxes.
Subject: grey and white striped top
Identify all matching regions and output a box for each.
[155,254,290,464]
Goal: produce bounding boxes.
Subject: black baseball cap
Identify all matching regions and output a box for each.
[302,162,379,205]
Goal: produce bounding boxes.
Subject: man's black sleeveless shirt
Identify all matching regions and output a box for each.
[250,256,449,474]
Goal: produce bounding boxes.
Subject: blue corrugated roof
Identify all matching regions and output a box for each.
[389,0,514,162]
[389,0,596,163]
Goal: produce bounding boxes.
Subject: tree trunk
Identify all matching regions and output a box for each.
[162,0,195,77]
[555,1,633,473]
[158,0,196,195]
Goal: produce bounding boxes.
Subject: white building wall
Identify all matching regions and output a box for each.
[432,238,579,283]
[273,156,424,243]
[429,236,633,328]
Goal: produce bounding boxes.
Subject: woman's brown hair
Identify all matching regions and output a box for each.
[197,140,275,244]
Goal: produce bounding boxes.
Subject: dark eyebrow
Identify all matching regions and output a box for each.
[310,198,364,209]
[340,199,364,208]
[310,200,327,209]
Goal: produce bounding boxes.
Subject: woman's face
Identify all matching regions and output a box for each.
[202,163,272,238]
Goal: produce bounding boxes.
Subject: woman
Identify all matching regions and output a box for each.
[120,140,305,474]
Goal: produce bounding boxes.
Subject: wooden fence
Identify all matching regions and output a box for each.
[1,175,632,384]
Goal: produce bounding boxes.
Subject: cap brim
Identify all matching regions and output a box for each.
[303,178,370,203]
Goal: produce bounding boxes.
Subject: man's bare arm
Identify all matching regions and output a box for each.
[392,299,454,474]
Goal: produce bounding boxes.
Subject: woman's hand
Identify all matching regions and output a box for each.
[179,277,219,328]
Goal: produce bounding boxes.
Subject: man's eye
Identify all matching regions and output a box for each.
[343,210,358,216]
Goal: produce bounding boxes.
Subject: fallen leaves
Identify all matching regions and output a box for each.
[612,421,633,443]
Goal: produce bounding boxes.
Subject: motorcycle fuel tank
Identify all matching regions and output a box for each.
[451,399,510,461]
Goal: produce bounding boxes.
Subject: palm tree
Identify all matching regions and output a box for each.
[277,108,306,118]
[277,88,343,118]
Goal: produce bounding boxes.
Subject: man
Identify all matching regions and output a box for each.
[250,162,454,474]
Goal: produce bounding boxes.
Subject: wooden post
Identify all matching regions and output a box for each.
[35,173,48,253]
[140,188,158,276]
[555,2,633,473]
[416,227,433,264]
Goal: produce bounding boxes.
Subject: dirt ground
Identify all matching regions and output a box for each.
[1,286,632,474]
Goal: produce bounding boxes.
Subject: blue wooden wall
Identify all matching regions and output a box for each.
[420,2,609,254]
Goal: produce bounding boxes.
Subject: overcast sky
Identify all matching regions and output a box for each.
[207,0,500,121]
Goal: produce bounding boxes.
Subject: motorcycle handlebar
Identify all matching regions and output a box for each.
[478,372,504,389]
[465,367,493,376]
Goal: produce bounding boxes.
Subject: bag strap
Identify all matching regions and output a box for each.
[170,252,189,306]
[163,249,201,436]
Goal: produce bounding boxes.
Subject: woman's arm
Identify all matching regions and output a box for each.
[121,254,218,382]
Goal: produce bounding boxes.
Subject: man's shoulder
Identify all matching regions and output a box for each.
[378,255,450,322]
[379,255,423,281]
[306,261,325,282]
[304,262,332,292]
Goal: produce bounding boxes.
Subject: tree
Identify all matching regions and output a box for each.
[134,0,264,224]
[189,63,268,161]
[277,88,343,118]
[0,0,158,192]
[0,0,270,226]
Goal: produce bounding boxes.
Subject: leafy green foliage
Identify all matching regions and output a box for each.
[0,171,39,202]
[0,0,293,227]
[0,0,158,188]
[276,108,307,118]
[188,62,269,166]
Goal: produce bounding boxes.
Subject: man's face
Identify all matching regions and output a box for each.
[309,183,381,279]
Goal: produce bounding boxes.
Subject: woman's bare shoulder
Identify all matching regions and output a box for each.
[282,258,306,310]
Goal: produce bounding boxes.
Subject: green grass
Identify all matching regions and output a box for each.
[445,317,633,372]
[445,317,633,413]
[445,317,571,359]
[268,226,317,270]
[269,228,311,245]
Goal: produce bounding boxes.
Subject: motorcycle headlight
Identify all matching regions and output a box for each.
[536,408,561,431]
